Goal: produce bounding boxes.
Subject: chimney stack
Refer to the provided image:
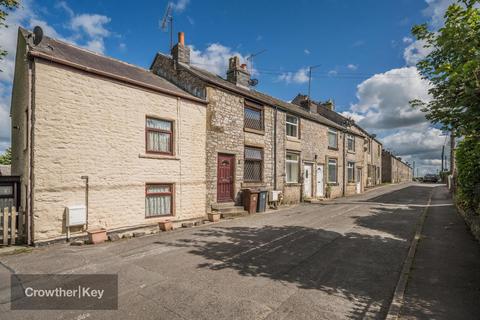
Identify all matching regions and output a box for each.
[226,56,251,88]
[172,32,190,64]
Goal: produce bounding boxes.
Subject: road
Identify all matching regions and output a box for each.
[0,183,448,319]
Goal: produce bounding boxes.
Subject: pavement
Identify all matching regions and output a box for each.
[398,185,480,319]
[0,183,477,319]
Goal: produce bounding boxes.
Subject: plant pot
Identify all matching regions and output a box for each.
[159,221,173,231]
[208,213,220,222]
[87,229,107,244]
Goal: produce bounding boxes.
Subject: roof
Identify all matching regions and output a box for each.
[0,165,11,176]
[152,52,353,133]
[292,94,381,144]
[19,28,205,104]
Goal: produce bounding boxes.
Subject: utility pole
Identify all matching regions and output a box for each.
[450,129,456,175]
[441,145,445,172]
[307,65,321,102]
[413,161,416,177]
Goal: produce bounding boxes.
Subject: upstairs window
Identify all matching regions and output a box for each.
[244,103,263,131]
[328,158,338,183]
[146,117,173,155]
[286,152,300,183]
[286,115,299,138]
[347,134,355,152]
[328,128,338,149]
[244,146,263,182]
[377,144,381,157]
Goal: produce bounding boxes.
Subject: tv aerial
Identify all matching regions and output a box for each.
[161,3,174,50]
[246,49,266,87]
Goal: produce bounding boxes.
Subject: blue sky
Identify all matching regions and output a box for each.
[0,0,456,175]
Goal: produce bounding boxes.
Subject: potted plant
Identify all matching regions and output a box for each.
[207,212,220,222]
[158,220,173,231]
[325,184,332,199]
[87,228,107,244]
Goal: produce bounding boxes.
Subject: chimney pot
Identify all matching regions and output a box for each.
[241,63,247,70]
[178,32,185,45]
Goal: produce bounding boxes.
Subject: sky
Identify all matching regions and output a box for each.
[0,0,456,175]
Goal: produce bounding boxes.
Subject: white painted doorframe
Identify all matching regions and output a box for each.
[316,165,324,197]
[303,163,313,198]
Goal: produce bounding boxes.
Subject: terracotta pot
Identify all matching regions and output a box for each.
[159,221,173,231]
[87,229,107,244]
[208,213,220,222]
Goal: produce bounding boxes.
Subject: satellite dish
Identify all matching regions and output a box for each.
[249,79,259,87]
[32,26,43,46]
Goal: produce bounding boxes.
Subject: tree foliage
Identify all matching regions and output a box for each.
[456,138,480,212]
[0,147,11,165]
[0,0,19,63]
[410,0,480,137]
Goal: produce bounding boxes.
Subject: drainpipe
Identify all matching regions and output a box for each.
[81,176,89,230]
[273,107,278,190]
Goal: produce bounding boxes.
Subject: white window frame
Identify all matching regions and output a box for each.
[285,152,300,183]
[347,134,355,152]
[347,161,355,183]
[328,128,338,149]
[327,158,338,184]
[286,115,299,138]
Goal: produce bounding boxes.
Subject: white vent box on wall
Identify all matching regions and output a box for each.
[66,205,87,227]
[269,191,282,202]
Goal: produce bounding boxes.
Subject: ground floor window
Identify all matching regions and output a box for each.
[286,152,300,183]
[328,158,337,183]
[347,162,355,182]
[244,146,263,182]
[146,184,173,217]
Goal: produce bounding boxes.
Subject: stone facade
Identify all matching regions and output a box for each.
[365,137,383,187]
[382,150,412,183]
[11,58,207,243]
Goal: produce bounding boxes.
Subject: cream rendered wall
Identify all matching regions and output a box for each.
[31,61,206,242]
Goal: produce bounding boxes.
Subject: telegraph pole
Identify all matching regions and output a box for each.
[307,65,321,102]
[441,145,445,172]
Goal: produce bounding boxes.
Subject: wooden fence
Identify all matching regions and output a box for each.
[0,207,26,246]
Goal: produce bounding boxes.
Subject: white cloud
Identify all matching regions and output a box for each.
[328,70,338,76]
[277,68,309,84]
[423,0,455,28]
[349,67,431,129]
[189,43,251,76]
[347,64,358,71]
[403,39,432,66]
[304,49,310,55]
[170,0,190,12]
[402,36,413,44]
[70,14,111,39]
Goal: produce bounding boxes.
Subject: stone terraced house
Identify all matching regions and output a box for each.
[10,28,207,244]
[382,150,413,183]
[151,32,374,214]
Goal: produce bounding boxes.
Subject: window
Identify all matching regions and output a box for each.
[146,117,173,154]
[328,158,337,183]
[328,128,338,148]
[347,162,355,183]
[285,152,300,183]
[244,104,263,131]
[146,184,173,217]
[286,115,299,138]
[347,134,355,152]
[377,144,381,157]
[366,139,371,153]
[244,146,263,182]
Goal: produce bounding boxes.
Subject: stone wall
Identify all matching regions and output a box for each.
[29,61,207,243]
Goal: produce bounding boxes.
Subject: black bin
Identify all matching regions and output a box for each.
[257,190,268,213]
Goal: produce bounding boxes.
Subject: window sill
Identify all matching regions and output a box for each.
[241,181,264,188]
[139,154,180,160]
[327,182,339,186]
[286,136,301,142]
[145,214,174,220]
[328,146,339,151]
[244,127,265,135]
[285,182,301,186]
[347,150,356,154]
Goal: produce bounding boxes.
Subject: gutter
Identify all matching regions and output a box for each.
[28,51,208,105]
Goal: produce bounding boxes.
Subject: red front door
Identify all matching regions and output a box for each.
[217,154,235,202]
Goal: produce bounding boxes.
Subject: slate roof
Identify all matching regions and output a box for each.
[151,52,359,134]
[292,94,381,143]
[19,28,203,103]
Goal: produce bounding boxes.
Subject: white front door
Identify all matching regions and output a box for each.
[303,164,313,198]
[316,165,324,197]
[356,168,362,194]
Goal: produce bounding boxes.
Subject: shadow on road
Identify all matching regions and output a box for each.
[154,187,429,319]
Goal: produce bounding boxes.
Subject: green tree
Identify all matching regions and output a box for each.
[410,0,480,137]
[0,0,19,68]
[0,147,11,165]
